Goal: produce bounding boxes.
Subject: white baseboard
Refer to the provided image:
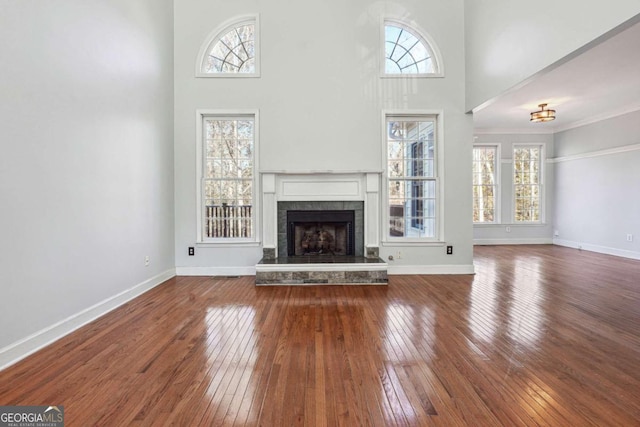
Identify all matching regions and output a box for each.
[474,238,553,245]
[0,269,176,371]
[553,239,640,260]
[388,264,475,275]
[175,266,256,276]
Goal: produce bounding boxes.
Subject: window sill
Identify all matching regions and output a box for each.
[473,222,548,228]
[196,241,262,248]
[382,240,445,247]
[195,73,260,78]
[380,73,444,79]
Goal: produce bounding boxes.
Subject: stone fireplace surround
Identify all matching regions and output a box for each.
[256,172,387,285]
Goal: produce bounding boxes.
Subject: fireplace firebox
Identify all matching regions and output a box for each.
[287,210,355,256]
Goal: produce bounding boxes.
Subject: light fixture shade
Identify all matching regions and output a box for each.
[530,103,556,122]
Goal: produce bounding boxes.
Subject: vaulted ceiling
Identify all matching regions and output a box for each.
[472,21,640,133]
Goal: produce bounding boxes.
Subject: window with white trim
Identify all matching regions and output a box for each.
[197,112,257,242]
[513,145,542,222]
[384,20,441,76]
[386,115,438,239]
[473,145,499,223]
[197,16,259,77]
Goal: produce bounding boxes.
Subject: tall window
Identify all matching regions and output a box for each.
[198,113,256,241]
[383,20,441,76]
[473,145,498,223]
[197,16,259,77]
[386,116,437,239]
[513,146,542,222]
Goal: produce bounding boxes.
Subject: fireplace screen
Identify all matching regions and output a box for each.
[287,210,355,256]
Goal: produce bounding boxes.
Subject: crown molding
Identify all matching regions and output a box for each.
[550,142,640,163]
[553,104,640,133]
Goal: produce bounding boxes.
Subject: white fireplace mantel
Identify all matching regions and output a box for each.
[261,172,381,253]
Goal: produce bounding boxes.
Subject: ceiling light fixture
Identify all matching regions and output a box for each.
[530,103,556,123]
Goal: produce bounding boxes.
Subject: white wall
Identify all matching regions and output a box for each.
[174,0,473,274]
[0,0,175,367]
[553,111,640,259]
[473,133,555,245]
[464,1,640,111]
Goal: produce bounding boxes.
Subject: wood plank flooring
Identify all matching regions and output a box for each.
[1,245,639,426]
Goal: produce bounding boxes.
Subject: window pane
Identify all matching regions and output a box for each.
[221,160,238,178]
[204,180,216,200]
[237,120,253,138]
[238,141,252,159]
[205,160,218,178]
[424,180,436,199]
[388,140,403,159]
[422,160,434,177]
[422,219,435,238]
[388,180,404,199]
[239,160,253,178]
[238,180,252,203]
[388,160,403,178]
[206,139,223,158]
[221,181,236,204]
[425,199,435,218]
[389,203,405,237]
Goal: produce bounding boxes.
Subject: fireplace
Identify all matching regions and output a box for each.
[287,210,355,256]
[277,201,365,257]
[257,174,387,285]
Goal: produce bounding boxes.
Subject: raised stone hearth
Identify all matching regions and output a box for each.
[256,256,388,285]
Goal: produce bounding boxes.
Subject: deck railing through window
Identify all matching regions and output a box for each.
[205,205,252,238]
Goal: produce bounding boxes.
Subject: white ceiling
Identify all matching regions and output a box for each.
[472,21,640,134]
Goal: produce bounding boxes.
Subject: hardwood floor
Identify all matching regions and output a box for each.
[1,245,639,426]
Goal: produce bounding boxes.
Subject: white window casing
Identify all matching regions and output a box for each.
[382,110,444,244]
[382,18,444,78]
[196,109,260,245]
[196,15,260,78]
[473,144,501,224]
[512,143,544,224]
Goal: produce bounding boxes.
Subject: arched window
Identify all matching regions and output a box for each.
[196,15,259,77]
[383,20,442,77]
